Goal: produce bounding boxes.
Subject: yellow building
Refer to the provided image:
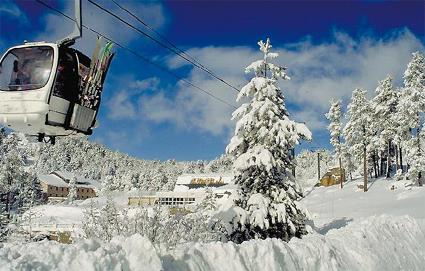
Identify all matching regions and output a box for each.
[320,167,345,187]
[38,171,99,201]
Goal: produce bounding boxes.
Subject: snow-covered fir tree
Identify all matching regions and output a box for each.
[325,100,345,188]
[226,38,312,242]
[341,143,356,181]
[397,52,425,185]
[343,88,372,191]
[371,76,398,178]
[68,176,77,202]
[0,203,9,241]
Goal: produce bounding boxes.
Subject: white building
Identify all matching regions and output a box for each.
[128,173,236,206]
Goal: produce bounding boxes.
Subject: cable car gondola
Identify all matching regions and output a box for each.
[0,0,114,144]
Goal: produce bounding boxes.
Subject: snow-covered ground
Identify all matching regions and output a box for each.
[301,177,425,229]
[1,177,425,270]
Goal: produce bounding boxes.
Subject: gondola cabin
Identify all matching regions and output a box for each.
[0,41,113,141]
[0,0,113,143]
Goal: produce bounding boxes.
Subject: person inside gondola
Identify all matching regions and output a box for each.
[53,53,78,102]
[10,60,31,90]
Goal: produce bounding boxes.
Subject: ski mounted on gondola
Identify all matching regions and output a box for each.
[0,0,114,144]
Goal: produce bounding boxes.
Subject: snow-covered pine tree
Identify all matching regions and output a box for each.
[371,76,398,178]
[397,52,425,186]
[341,143,356,181]
[67,176,77,202]
[226,38,311,243]
[0,148,26,216]
[0,203,9,241]
[325,100,345,188]
[16,172,42,212]
[343,88,372,192]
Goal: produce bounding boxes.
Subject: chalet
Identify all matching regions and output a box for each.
[38,171,100,201]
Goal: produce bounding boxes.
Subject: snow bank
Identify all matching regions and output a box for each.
[1,215,424,271]
[164,215,425,271]
[0,235,162,271]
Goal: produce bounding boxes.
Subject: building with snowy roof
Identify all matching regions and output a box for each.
[128,173,235,207]
[173,173,234,192]
[38,171,100,201]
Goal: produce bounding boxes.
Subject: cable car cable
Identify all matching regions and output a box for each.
[35,0,237,109]
[110,0,220,84]
[87,0,241,94]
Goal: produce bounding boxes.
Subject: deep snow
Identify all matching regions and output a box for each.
[1,177,425,271]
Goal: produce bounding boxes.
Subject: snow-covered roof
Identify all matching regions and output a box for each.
[156,191,205,198]
[38,174,66,187]
[175,173,233,185]
[38,171,100,189]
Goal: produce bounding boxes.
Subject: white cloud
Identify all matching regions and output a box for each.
[130,77,160,91]
[0,0,28,24]
[106,77,160,120]
[106,90,137,120]
[139,29,423,138]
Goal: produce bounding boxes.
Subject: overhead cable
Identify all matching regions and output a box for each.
[35,0,237,109]
[88,0,241,94]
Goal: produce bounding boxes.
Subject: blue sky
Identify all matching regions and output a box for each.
[0,0,424,161]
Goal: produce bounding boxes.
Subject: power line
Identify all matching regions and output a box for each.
[88,0,241,94]
[35,0,237,109]
[110,0,208,72]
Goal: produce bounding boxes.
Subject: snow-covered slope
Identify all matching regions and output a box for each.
[301,177,425,229]
[1,215,424,271]
[2,177,425,271]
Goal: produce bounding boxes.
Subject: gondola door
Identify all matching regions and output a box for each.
[46,48,79,129]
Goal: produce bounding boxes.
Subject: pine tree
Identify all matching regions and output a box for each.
[398,52,425,185]
[68,176,77,202]
[344,88,372,192]
[226,38,311,243]
[369,76,398,178]
[325,100,345,188]
[341,143,356,181]
[0,203,9,241]
[0,149,25,216]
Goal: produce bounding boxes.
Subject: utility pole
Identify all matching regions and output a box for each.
[317,152,321,181]
[291,148,296,177]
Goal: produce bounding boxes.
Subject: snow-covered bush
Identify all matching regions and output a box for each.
[83,196,226,248]
[226,38,311,243]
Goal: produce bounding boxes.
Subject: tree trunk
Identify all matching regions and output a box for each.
[380,151,385,177]
[399,147,403,173]
[386,141,391,178]
[364,146,368,192]
[395,146,399,171]
[373,152,378,178]
[5,192,10,219]
[376,153,380,177]
[339,157,343,189]
[418,128,423,186]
